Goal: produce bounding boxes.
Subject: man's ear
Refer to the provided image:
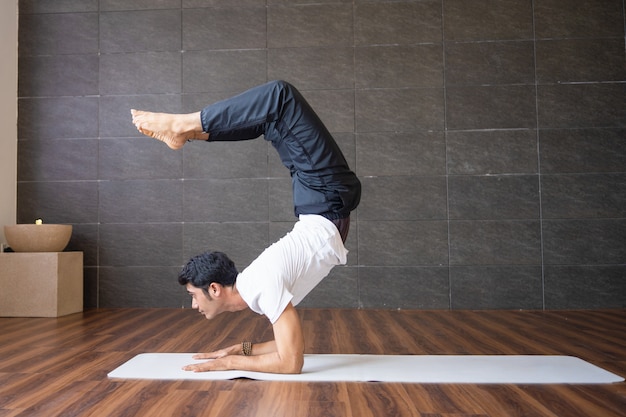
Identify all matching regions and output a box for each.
[208,282,222,298]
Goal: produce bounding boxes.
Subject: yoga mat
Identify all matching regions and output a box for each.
[108,354,623,384]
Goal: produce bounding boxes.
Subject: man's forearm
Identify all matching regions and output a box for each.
[224,339,302,374]
[245,340,276,356]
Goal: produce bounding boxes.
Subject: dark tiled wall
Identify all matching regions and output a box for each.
[16,0,625,310]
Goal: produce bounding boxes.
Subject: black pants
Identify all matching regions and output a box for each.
[200,80,361,220]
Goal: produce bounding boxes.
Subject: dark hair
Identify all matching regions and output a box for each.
[178,251,238,291]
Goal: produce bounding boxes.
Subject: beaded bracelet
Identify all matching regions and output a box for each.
[242,341,252,356]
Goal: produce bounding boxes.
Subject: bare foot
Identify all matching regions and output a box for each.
[131,109,209,150]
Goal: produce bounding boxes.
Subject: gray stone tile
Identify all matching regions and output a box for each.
[450,266,543,309]
[447,130,538,175]
[445,41,535,86]
[18,13,98,55]
[356,88,444,132]
[300,90,355,133]
[183,138,268,179]
[536,39,626,84]
[183,222,269,269]
[544,265,626,309]
[356,45,443,89]
[83,267,98,309]
[182,50,268,94]
[19,0,98,13]
[358,176,447,221]
[99,180,183,223]
[542,174,626,219]
[100,94,182,139]
[17,181,98,224]
[269,0,349,4]
[101,0,181,11]
[183,6,266,50]
[99,138,184,180]
[359,266,450,309]
[18,97,99,139]
[449,220,542,265]
[358,221,449,266]
[537,84,626,129]
[269,221,297,244]
[539,128,626,174]
[18,139,98,182]
[183,178,269,222]
[98,266,184,308]
[534,0,625,38]
[98,223,183,267]
[299,266,359,309]
[268,47,354,90]
[268,4,353,48]
[185,0,264,6]
[269,178,296,222]
[19,55,99,97]
[357,131,446,177]
[448,175,540,220]
[355,1,442,45]
[66,224,98,267]
[100,51,182,95]
[182,91,242,114]
[100,9,181,53]
[446,86,537,130]
[443,0,533,41]
[543,219,626,265]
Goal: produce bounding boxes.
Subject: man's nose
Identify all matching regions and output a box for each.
[191,299,198,309]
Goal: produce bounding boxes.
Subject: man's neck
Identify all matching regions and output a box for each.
[226,283,249,312]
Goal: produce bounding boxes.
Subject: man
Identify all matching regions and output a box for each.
[131,80,361,374]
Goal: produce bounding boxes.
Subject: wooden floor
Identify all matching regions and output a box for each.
[0,308,624,417]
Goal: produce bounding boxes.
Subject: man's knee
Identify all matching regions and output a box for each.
[269,79,298,98]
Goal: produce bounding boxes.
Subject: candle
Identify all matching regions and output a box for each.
[35,219,43,225]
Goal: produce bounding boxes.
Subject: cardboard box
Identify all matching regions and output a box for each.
[0,252,83,317]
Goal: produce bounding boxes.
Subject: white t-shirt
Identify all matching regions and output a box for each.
[236,214,348,324]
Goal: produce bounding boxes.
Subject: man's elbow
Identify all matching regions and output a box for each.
[282,353,304,374]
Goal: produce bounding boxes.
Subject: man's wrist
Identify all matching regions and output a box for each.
[242,341,253,356]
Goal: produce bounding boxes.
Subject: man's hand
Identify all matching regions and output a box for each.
[181,343,241,371]
[192,345,239,361]
[182,357,230,372]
